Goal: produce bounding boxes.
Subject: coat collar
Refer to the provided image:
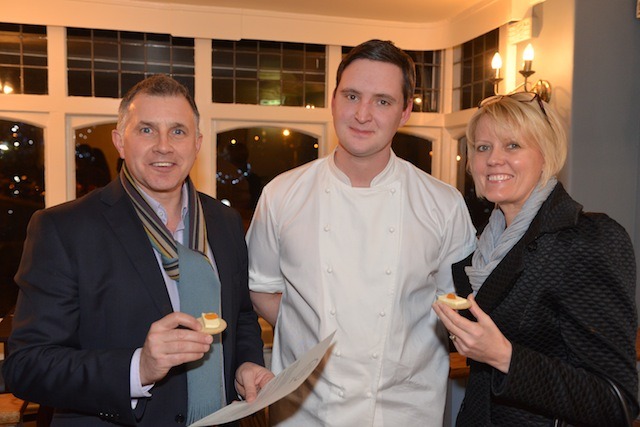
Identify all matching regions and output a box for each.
[454,182,582,314]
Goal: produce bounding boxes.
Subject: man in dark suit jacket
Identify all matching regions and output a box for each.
[2,75,273,426]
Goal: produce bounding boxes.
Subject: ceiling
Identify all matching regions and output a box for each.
[133,0,489,24]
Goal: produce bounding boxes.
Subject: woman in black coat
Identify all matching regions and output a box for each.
[434,92,638,426]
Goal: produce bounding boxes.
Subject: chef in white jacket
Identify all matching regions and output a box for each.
[247,39,476,426]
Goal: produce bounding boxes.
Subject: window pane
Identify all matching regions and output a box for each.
[0,53,20,65]
[305,55,324,71]
[236,79,257,104]
[94,60,119,71]
[213,67,233,78]
[305,83,325,108]
[147,63,170,74]
[23,54,47,67]
[68,69,92,96]
[146,45,170,63]
[146,33,170,44]
[406,47,442,112]
[67,40,92,58]
[212,39,325,106]
[392,133,432,174]
[121,44,145,62]
[23,68,47,94]
[172,47,193,65]
[216,127,318,228]
[67,27,91,38]
[172,65,194,75]
[120,31,144,43]
[75,123,119,197]
[94,71,119,98]
[455,28,499,110]
[121,73,145,94]
[259,80,281,105]
[67,28,194,98]
[259,41,281,53]
[213,78,233,103]
[22,36,47,56]
[94,42,119,61]
[0,68,20,94]
[0,35,21,55]
[121,61,145,72]
[282,78,302,106]
[0,120,45,316]
[0,23,21,33]
[236,69,257,79]
[283,53,303,70]
[213,51,234,67]
[93,29,118,42]
[171,37,193,47]
[259,53,280,70]
[214,40,235,50]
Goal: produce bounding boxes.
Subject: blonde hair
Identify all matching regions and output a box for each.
[466,93,567,197]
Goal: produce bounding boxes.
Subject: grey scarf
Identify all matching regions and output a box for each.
[465,177,558,293]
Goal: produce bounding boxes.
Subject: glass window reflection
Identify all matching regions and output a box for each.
[0,120,45,316]
[216,127,318,229]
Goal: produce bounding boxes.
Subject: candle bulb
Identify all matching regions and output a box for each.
[522,43,534,72]
[491,52,502,79]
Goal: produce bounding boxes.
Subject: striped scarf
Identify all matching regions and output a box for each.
[119,162,208,280]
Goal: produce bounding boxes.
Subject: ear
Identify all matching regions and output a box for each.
[195,132,203,154]
[112,129,125,159]
[399,101,412,127]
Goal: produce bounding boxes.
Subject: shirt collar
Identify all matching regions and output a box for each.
[328,149,398,187]
[137,183,189,231]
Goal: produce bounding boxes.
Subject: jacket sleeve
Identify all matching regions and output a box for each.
[492,213,638,426]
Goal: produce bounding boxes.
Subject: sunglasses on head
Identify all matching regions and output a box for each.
[479,92,550,125]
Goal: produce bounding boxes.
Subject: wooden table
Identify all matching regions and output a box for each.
[449,352,469,379]
[0,393,24,426]
[0,314,12,356]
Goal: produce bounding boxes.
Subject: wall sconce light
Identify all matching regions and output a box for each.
[490,43,552,102]
[489,52,503,94]
[0,79,14,95]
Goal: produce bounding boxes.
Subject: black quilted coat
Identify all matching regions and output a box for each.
[453,183,638,426]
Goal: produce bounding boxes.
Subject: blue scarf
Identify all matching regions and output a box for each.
[465,177,558,293]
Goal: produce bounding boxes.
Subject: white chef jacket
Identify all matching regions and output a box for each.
[247,151,476,426]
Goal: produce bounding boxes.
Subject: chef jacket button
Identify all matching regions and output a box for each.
[372,353,378,359]
[175,414,185,423]
[389,226,395,233]
[324,225,331,231]
[335,349,341,357]
[330,308,336,315]
[385,269,392,275]
[339,390,345,398]
[390,188,396,194]
[327,267,333,273]
[325,188,331,193]
[366,391,373,398]
[379,311,385,317]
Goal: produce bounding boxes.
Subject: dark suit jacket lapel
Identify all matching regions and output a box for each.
[100,179,174,317]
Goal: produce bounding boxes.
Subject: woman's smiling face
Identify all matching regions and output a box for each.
[470,115,545,225]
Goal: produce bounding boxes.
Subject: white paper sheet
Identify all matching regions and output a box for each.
[189,331,336,427]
